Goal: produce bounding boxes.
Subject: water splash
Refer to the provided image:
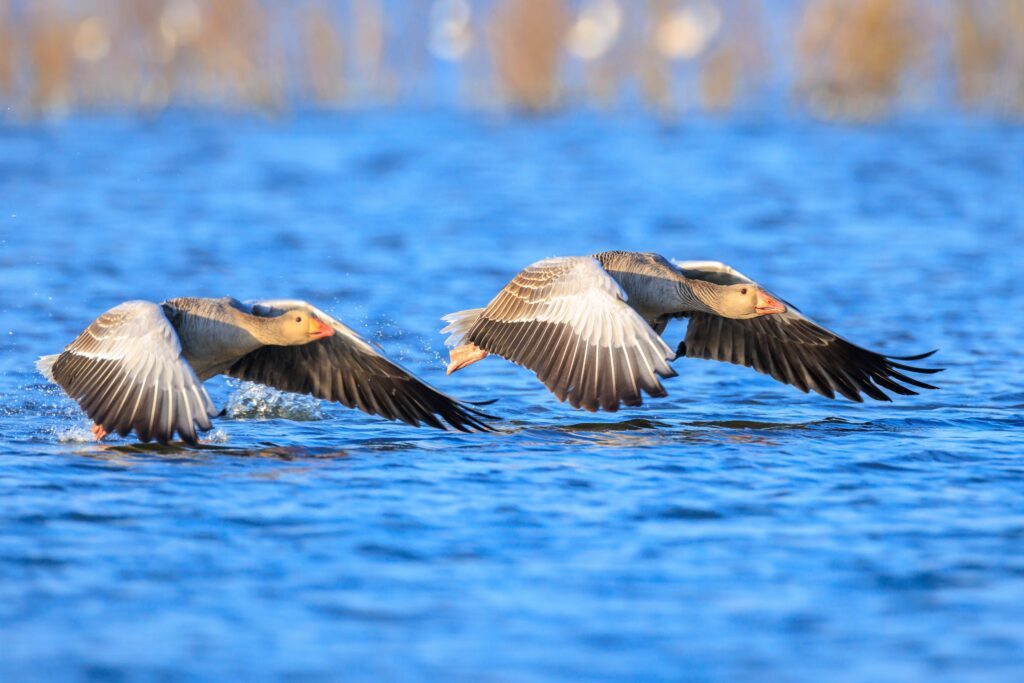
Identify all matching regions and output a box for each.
[54,424,95,443]
[201,428,231,444]
[223,381,324,421]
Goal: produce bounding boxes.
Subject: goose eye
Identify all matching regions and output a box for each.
[295,316,302,323]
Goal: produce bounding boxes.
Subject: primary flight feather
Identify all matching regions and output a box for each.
[40,297,494,444]
[442,251,941,411]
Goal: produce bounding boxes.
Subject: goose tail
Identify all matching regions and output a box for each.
[36,354,59,382]
[440,307,485,347]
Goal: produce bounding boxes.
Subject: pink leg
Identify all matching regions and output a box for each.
[447,344,489,375]
[90,422,108,441]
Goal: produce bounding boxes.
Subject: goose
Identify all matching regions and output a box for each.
[442,251,940,411]
[38,297,494,444]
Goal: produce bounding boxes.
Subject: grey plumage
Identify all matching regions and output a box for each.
[443,252,941,411]
[48,301,218,444]
[672,260,941,402]
[43,297,493,444]
[443,255,678,412]
[227,299,493,432]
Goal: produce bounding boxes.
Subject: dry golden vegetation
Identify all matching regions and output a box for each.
[0,0,1020,120]
[795,0,923,119]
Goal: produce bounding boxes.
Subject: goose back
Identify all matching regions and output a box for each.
[594,251,693,322]
[162,297,265,379]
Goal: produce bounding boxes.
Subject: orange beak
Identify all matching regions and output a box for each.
[308,316,335,340]
[755,289,787,315]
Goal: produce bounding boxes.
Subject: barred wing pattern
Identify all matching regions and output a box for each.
[48,301,217,443]
[461,257,676,412]
[673,260,941,402]
[227,300,493,432]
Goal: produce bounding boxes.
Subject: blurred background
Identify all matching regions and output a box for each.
[1,0,1022,120]
[2,2,1024,683]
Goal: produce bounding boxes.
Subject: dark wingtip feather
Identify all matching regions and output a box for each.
[468,408,500,423]
[682,313,945,404]
[178,431,200,447]
[890,349,938,361]
[888,360,944,374]
[889,374,939,391]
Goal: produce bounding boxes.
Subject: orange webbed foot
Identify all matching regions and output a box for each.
[90,423,108,441]
[447,344,489,375]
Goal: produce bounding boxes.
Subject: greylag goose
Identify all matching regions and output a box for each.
[39,297,494,444]
[442,251,940,411]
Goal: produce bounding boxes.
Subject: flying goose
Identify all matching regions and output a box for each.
[39,297,494,444]
[442,251,940,411]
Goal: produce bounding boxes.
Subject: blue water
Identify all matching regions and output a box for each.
[1,112,1023,682]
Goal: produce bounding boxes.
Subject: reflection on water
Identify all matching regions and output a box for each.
[90,441,352,462]
[0,112,1022,682]
[560,418,671,432]
[684,417,859,431]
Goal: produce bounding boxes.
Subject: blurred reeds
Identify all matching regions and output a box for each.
[0,0,1021,121]
[795,0,923,119]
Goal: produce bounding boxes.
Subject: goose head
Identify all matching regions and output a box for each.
[714,285,787,319]
[274,310,336,344]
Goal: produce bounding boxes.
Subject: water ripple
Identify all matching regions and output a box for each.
[1,113,1022,683]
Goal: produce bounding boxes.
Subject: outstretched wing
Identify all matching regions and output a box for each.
[458,257,677,412]
[46,301,218,443]
[672,260,941,402]
[226,300,494,432]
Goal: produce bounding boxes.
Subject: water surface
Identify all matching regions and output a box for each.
[1,112,1023,682]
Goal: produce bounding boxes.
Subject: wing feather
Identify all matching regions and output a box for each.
[226,300,494,432]
[456,257,676,412]
[673,261,942,402]
[45,301,217,444]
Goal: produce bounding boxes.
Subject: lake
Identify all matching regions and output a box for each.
[1,111,1022,682]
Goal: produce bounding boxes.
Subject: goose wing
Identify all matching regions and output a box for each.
[225,300,493,432]
[455,257,677,412]
[45,301,218,443]
[672,260,941,402]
